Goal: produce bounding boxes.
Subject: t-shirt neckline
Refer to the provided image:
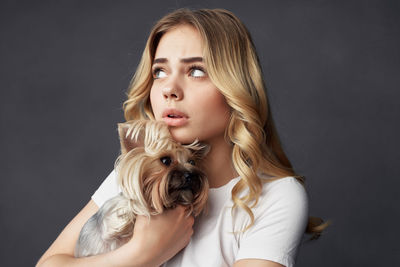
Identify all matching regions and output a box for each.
[209,176,241,192]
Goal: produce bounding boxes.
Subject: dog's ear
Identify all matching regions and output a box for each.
[142,120,172,152]
[118,120,172,154]
[117,121,145,154]
[185,142,210,159]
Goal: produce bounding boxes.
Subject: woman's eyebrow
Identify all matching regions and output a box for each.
[181,57,203,63]
[153,57,203,64]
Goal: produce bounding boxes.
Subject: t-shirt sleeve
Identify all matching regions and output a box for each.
[236,177,309,267]
[91,169,121,208]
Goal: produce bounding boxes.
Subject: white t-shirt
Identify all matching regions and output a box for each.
[92,170,308,267]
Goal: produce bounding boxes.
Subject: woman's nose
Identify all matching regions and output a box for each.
[162,76,183,101]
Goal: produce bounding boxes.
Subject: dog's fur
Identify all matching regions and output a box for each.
[74,120,209,257]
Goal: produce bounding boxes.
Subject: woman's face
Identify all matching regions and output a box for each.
[150,25,231,145]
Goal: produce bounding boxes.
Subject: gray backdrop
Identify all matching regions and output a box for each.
[1,0,399,266]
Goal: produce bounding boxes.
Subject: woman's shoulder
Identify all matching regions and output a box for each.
[92,169,121,208]
[234,175,309,266]
[259,173,307,195]
[255,174,309,217]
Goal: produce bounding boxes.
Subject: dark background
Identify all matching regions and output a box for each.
[1,0,399,266]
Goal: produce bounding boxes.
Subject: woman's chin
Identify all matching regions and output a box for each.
[168,128,198,144]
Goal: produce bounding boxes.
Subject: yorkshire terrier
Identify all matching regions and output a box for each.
[74,120,209,257]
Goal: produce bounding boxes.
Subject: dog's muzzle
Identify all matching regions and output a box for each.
[181,171,199,191]
[168,169,203,195]
[164,168,208,212]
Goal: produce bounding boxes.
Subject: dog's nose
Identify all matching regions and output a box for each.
[183,171,194,183]
[183,171,201,192]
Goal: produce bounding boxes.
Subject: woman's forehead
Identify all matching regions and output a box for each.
[154,25,204,60]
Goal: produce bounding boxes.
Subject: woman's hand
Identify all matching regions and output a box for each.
[37,201,194,267]
[114,205,194,267]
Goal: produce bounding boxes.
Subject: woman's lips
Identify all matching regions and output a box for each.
[162,109,189,127]
[163,116,188,126]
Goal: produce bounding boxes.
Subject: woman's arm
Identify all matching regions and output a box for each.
[36,200,194,267]
[36,200,99,266]
[234,259,285,267]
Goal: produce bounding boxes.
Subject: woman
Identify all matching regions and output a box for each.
[37,8,324,267]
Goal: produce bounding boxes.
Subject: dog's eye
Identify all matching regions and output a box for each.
[188,159,196,166]
[160,156,172,166]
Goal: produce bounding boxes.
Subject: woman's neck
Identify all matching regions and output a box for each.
[203,138,238,188]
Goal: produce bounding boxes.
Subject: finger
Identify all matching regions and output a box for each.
[170,205,188,219]
[175,205,187,213]
[187,215,194,226]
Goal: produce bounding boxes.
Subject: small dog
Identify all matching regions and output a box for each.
[74,120,209,257]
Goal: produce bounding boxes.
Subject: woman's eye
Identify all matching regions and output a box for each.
[153,69,167,79]
[188,159,196,166]
[190,68,206,78]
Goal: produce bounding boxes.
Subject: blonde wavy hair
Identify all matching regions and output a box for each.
[123,8,327,236]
